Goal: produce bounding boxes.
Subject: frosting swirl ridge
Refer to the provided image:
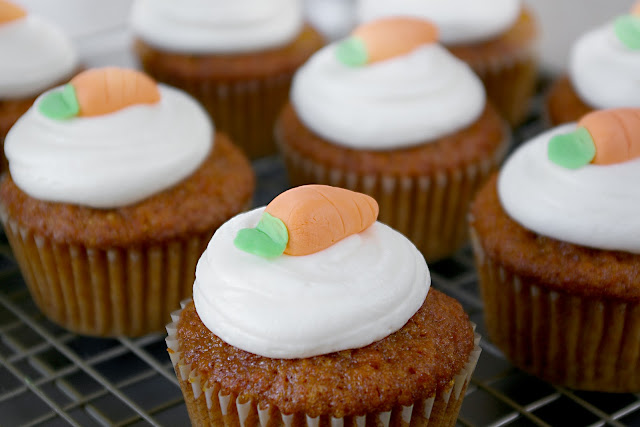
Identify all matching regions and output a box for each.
[356,0,522,45]
[569,22,640,110]
[291,43,485,149]
[0,16,77,99]
[498,124,640,253]
[193,207,430,359]
[5,85,213,208]
[130,0,304,53]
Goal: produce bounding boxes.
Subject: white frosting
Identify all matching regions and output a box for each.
[193,207,430,359]
[130,0,304,54]
[5,85,213,209]
[0,16,78,99]
[291,43,485,150]
[356,0,522,45]
[569,22,640,110]
[498,124,640,253]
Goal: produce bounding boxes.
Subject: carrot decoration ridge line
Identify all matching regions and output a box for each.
[336,17,438,67]
[234,185,379,258]
[38,68,161,120]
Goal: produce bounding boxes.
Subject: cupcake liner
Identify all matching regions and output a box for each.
[277,128,510,262]
[142,65,294,160]
[2,215,214,337]
[470,226,640,392]
[465,47,538,127]
[166,300,482,427]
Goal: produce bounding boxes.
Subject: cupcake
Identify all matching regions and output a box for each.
[545,3,640,126]
[356,0,538,126]
[0,67,254,337]
[276,18,510,262]
[0,0,78,164]
[130,0,325,159]
[470,108,640,392]
[167,185,481,426]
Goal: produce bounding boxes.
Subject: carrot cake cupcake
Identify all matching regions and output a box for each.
[277,18,509,262]
[470,108,640,392]
[546,2,640,126]
[167,185,481,426]
[0,0,78,164]
[0,67,254,337]
[130,0,325,159]
[356,0,538,126]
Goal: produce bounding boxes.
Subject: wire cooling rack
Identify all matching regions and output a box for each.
[2,95,640,427]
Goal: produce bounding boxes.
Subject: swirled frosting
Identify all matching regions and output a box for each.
[0,16,77,99]
[569,22,640,110]
[291,43,485,149]
[356,0,521,45]
[193,207,430,359]
[130,0,304,54]
[5,85,213,208]
[498,124,640,253]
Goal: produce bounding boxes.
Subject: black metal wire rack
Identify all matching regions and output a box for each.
[1,91,640,427]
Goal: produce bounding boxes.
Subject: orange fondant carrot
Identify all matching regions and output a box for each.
[633,1,640,15]
[581,109,640,164]
[336,18,438,67]
[548,108,640,168]
[0,0,26,24]
[39,68,161,120]
[267,185,379,255]
[235,185,379,258]
[71,68,161,117]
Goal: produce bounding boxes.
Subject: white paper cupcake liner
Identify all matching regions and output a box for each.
[166,300,482,427]
[182,73,294,160]
[1,214,214,337]
[471,226,640,392]
[278,128,510,262]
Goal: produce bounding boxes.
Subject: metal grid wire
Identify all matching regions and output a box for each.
[2,96,640,427]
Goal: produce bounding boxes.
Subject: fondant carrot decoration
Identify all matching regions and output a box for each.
[548,108,640,169]
[39,68,161,120]
[235,185,379,258]
[0,0,26,24]
[336,17,438,67]
[615,1,640,49]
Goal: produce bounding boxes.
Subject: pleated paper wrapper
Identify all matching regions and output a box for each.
[1,213,214,337]
[471,226,640,392]
[451,8,538,127]
[146,71,294,160]
[166,300,482,427]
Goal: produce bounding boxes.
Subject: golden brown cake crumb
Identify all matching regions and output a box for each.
[277,103,506,176]
[470,174,640,300]
[135,26,324,81]
[176,289,475,418]
[0,133,254,248]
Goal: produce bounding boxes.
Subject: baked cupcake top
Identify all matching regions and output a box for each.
[0,0,77,99]
[291,17,485,150]
[193,185,430,359]
[569,3,640,110]
[356,0,521,45]
[5,67,212,209]
[498,108,640,253]
[130,0,304,54]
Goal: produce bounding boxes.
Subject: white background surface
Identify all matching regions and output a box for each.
[12,0,638,73]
